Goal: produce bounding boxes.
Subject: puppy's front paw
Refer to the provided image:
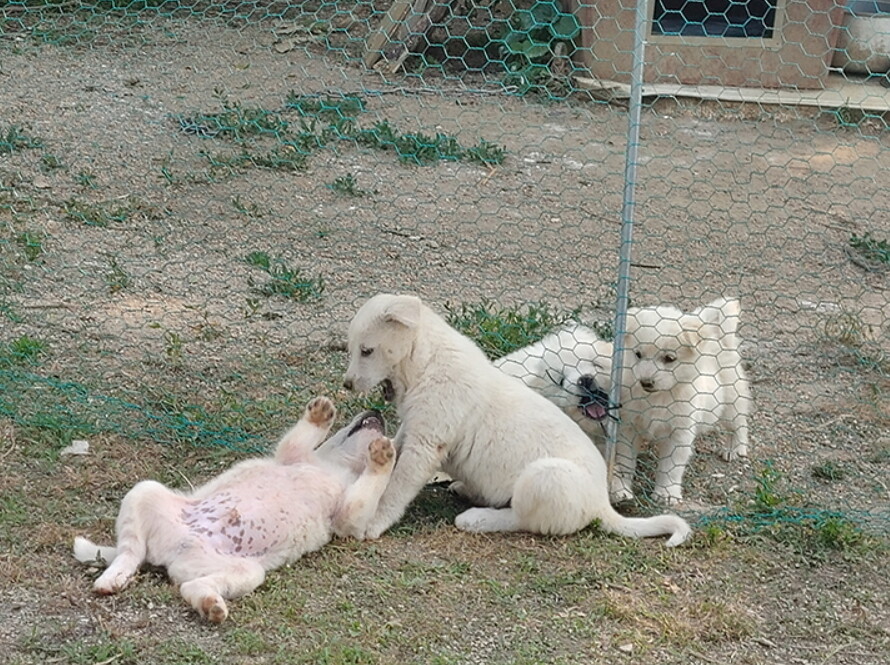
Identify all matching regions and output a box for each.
[305,396,336,428]
[721,444,749,463]
[652,485,684,506]
[368,437,395,471]
[363,523,385,540]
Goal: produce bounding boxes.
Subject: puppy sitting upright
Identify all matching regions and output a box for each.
[614,297,752,505]
[343,293,691,547]
[73,397,395,623]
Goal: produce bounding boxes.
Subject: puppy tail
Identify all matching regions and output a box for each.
[598,511,693,548]
[73,536,117,566]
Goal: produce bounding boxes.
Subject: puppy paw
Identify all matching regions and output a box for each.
[200,594,229,623]
[305,396,336,428]
[448,480,471,499]
[721,444,749,463]
[652,486,684,506]
[93,571,131,595]
[609,479,635,505]
[368,436,395,471]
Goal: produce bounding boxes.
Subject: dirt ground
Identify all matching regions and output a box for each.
[1,11,889,665]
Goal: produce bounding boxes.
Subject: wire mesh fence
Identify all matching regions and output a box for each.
[1,0,888,540]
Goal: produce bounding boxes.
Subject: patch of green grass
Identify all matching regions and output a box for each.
[0,491,30,530]
[64,196,161,227]
[389,483,466,536]
[444,299,580,359]
[178,94,289,141]
[284,93,366,121]
[244,251,324,302]
[811,460,848,482]
[164,329,184,362]
[329,173,370,197]
[232,194,264,217]
[104,255,132,293]
[182,94,505,172]
[224,627,271,657]
[752,460,784,512]
[60,636,138,665]
[353,121,506,166]
[822,309,888,373]
[700,461,879,562]
[202,147,308,174]
[303,644,378,665]
[155,638,218,664]
[0,125,43,154]
[849,231,890,265]
[15,230,44,261]
[39,152,63,172]
[0,336,47,366]
[76,169,97,188]
[0,301,24,323]
[812,515,865,551]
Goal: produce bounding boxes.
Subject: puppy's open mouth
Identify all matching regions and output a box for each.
[580,390,610,421]
[348,411,385,436]
[380,379,395,402]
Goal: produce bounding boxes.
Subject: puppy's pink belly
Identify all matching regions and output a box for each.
[180,480,339,559]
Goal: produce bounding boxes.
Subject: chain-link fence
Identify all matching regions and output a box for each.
[1,0,889,659]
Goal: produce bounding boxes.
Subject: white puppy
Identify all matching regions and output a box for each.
[494,323,616,449]
[73,397,395,622]
[614,297,752,505]
[343,293,691,547]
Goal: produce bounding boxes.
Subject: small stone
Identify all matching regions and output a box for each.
[60,439,90,456]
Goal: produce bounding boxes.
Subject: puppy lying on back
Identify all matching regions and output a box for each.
[615,297,752,504]
[73,397,395,622]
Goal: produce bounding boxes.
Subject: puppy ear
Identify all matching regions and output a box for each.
[678,318,703,349]
[695,297,741,330]
[382,295,422,329]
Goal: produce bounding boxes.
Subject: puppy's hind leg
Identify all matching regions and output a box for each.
[458,458,594,536]
[275,396,337,465]
[334,436,396,539]
[176,558,266,623]
[455,507,522,533]
[93,480,170,595]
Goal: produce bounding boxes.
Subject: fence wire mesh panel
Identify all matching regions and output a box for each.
[1,1,889,663]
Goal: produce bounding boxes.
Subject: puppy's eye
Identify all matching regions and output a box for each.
[634,351,642,360]
[360,346,374,358]
[663,354,677,364]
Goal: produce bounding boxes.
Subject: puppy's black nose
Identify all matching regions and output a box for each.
[578,374,597,392]
[640,378,655,390]
[343,378,353,391]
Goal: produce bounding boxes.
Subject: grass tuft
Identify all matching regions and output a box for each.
[849,231,890,265]
[244,251,324,302]
[0,125,43,153]
[16,230,44,261]
[444,299,580,359]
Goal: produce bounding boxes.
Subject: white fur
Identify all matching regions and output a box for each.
[614,297,752,505]
[494,323,614,451]
[73,397,395,623]
[343,294,691,547]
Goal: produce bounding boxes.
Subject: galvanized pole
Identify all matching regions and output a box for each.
[605,1,650,477]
